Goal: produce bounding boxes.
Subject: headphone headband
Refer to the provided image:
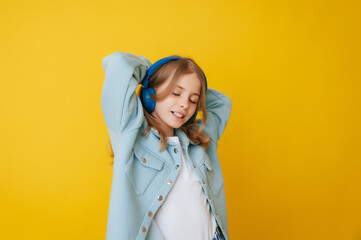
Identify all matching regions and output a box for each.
[142,56,182,88]
[142,56,207,90]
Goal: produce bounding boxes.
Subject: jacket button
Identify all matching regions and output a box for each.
[202,179,205,184]
[193,163,196,168]
[175,165,179,169]
[157,195,163,201]
[174,148,178,153]
[167,179,172,185]
[142,226,147,232]
[148,211,153,217]
[142,158,146,163]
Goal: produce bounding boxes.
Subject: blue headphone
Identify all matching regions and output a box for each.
[140,56,208,125]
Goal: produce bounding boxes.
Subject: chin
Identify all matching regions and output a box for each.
[166,113,190,127]
[169,122,183,128]
[169,119,188,128]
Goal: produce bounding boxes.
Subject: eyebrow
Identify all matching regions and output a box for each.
[175,85,200,97]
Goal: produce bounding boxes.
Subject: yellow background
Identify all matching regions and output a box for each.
[1,0,360,239]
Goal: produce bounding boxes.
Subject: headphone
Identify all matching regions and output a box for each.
[140,56,208,125]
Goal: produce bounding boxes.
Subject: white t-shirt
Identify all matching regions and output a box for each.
[153,136,217,240]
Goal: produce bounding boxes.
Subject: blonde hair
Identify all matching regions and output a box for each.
[107,55,210,161]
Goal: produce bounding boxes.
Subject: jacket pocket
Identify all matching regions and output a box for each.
[125,144,164,195]
[202,154,224,197]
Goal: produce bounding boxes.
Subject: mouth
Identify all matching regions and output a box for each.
[171,111,185,119]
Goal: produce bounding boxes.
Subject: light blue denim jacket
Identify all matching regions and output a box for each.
[101,52,232,240]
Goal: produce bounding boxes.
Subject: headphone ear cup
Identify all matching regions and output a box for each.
[184,110,198,125]
[141,87,156,113]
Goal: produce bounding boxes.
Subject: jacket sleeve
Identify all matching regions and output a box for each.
[101,52,152,140]
[197,88,232,142]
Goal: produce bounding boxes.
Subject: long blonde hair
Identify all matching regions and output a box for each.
[107,55,210,160]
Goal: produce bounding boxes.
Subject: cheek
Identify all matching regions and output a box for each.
[191,104,198,112]
[159,97,175,108]
[155,100,170,115]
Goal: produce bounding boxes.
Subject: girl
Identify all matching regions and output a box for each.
[101,51,232,240]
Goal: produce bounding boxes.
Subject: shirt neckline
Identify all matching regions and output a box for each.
[167,136,181,145]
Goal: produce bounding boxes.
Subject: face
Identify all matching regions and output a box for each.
[151,73,201,137]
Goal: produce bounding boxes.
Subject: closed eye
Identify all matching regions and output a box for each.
[173,92,197,104]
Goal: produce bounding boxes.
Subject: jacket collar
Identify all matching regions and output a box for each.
[149,126,200,146]
[137,120,203,167]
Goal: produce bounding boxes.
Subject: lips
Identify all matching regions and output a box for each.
[171,111,185,119]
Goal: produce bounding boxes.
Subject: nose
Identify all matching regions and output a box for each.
[179,97,189,109]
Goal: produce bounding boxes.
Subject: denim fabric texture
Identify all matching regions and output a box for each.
[213,225,226,240]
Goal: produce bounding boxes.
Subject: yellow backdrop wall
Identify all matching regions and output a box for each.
[1,0,360,239]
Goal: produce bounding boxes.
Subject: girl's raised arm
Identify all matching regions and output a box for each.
[198,88,232,142]
[101,52,151,141]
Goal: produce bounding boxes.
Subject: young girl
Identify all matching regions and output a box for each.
[101,51,232,240]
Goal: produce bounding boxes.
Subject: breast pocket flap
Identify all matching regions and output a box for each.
[134,144,164,171]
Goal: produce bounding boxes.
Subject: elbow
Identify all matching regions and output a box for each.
[102,52,126,73]
[224,94,232,114]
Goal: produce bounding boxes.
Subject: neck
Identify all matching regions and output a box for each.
[165,128,175,137]
[150,112,175,137]
[152,120,174,137]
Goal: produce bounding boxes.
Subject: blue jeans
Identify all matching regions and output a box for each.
[213,225,225,240]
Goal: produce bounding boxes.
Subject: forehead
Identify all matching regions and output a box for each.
[174,73,201,93]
